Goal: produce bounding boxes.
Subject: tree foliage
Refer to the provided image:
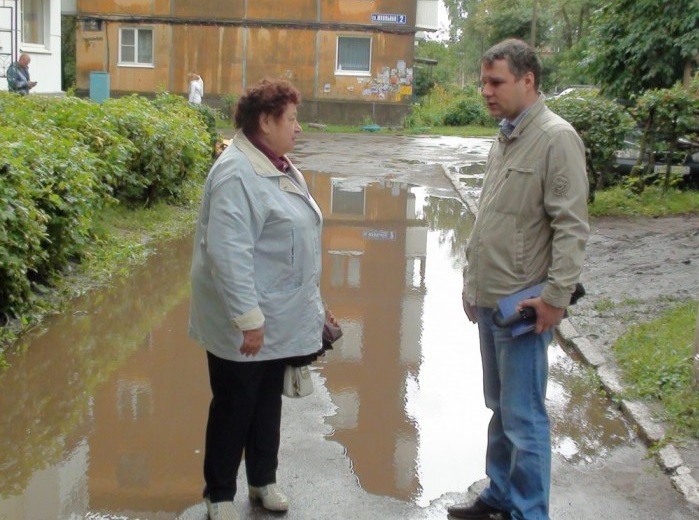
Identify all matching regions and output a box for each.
[586,0,699,99]
[442,0,603,90]
[547,92,634,200]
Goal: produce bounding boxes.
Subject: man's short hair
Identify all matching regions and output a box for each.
[482,39,541,90]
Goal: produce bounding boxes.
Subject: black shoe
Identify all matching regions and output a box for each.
[447,498,510,519]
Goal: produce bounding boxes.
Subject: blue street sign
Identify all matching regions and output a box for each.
[371,13,407,24]
[363,229,397,241]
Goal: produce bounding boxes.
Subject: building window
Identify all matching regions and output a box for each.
[119,28,154,67]
[336,36,371,75]
[22,0,46,46]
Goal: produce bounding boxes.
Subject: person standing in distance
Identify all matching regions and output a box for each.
[188,71,204,104]
[6,53,37,95]
[450,39,589,520]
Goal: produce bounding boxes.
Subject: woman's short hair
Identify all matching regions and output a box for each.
[234,79,301,134]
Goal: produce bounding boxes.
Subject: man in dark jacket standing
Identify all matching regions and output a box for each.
[451,39,589,520]
[7,54,37,95]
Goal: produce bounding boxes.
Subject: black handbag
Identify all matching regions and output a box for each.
[322,316,343,348]
[286,314,343,367]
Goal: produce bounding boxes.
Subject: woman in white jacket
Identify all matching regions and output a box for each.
[189,78,330,520]
[188,71,204,104]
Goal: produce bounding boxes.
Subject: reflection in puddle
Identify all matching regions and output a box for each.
[548,344,632,463]
[314,181,632,505]
[317,182,485,506]
[0,236,209,519]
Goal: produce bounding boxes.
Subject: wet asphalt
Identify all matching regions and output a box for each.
[177,132,699,520]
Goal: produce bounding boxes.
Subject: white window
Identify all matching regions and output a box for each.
[119,28,154,67]
[22,0,47,46]
[336,36,371,75]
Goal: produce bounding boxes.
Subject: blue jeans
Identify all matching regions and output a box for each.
[477,307,553,520]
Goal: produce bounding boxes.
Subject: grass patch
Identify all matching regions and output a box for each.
[593,298,615,312]
[590,186,699,217]
[613,301,699,440]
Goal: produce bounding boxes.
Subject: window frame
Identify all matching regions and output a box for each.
[118,27,155,68]
[335,36,372,77]
[20,0,48,49]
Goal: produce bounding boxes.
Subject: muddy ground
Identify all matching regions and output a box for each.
[574,214,699,350]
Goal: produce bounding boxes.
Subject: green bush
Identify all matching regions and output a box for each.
[221,93,239,120]
[102,94,210,205]
[547,92,634,200]
[0,91,214,321]
[405,84,497,129]
[0,143,48,318]
[444,98,490,126]
[0,125,101,317]
[152,93,221,158]
[37,95,137,203]
[626,84,699,193]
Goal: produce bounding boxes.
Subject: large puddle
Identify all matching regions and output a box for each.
[0,170,631,518]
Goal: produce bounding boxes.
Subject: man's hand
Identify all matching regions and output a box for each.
[240,327,264,357]
[519,296,565,334]
[462,291,477,323]
[29,81,37,88]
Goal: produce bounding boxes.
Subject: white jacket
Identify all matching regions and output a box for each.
[189,133,325,361]
[188,77,203,104]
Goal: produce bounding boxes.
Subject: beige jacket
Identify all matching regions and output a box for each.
[464,95,589,309]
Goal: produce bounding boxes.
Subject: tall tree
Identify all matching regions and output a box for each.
[586,0,699,99]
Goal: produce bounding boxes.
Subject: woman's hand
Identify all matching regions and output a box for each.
[325,308,338,326]
[240,327,264,357]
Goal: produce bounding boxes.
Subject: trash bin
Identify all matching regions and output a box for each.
[89,71,110,103]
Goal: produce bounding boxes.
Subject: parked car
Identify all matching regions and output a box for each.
[614,130,699,188]
[550,85,599,100]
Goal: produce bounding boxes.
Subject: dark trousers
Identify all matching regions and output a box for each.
[203,351,286,502]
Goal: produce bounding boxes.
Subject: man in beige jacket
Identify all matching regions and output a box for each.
[450,39,589,520]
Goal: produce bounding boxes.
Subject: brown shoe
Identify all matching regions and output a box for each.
[447,498,510,519]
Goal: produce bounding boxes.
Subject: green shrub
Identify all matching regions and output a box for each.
[221,93,239,120]
[102,94,210,205]
[152,92,221,158]
[406,84,496,129]
[626,84,699,194]
[0,143,48,318]
[547,92,634,200]
[444,98,490,126]
[0,91,214,320]
[0,125,101,318]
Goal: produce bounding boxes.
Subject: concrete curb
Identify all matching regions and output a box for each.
[441,163,699,512]
[558,319,699,511]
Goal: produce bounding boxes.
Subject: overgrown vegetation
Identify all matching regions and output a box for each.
[613,302,699,440]
[0,92,217,353]
[589,186,699,217]
[404,84,496,129]
[546,91,634,200]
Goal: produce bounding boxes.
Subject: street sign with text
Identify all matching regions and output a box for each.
[371,13,407,24]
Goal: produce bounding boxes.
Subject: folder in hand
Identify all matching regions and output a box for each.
[494,282,546,337]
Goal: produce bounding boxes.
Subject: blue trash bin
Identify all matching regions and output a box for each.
[89,71,110,103]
